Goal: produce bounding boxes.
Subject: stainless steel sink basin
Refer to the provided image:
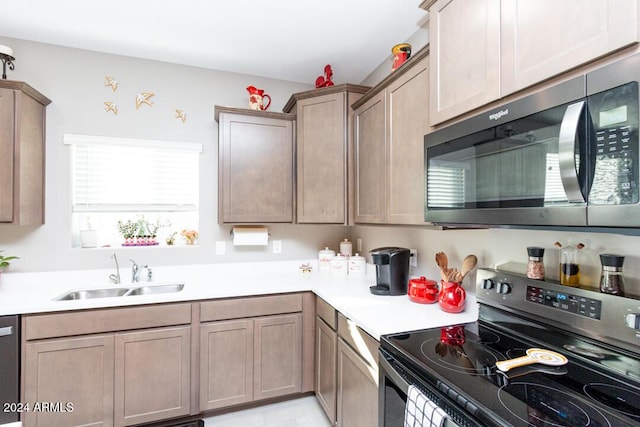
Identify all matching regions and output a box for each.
[53,283,185,301]
[126,283,184,296]
[54,287,131,301]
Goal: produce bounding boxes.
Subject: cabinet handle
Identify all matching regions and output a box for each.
[0,326,14,337]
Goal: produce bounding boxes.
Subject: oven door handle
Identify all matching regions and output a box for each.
[379,353,411,395]
[558,100,586,203]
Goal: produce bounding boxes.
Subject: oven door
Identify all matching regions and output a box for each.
[379,348,479,427]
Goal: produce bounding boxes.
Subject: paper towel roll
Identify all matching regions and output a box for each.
[232,226,269,246]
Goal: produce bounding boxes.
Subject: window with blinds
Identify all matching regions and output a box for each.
[64,134,202,247]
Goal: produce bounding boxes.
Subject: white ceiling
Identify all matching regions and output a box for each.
[0,0,428,84]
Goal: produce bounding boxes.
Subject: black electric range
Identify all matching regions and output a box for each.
[379,268,640,427]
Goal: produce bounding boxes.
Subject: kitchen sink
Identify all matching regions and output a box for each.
[53,283,185,301]
[126,283,184,296]
[54,287,131,300]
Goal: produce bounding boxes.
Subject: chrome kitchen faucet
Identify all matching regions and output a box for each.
[109,252,121,284]
[130,259,152,283]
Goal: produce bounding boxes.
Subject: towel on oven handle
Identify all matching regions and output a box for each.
[404,384,447,427]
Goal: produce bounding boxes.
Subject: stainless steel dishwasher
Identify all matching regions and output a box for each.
[0,315,20,424]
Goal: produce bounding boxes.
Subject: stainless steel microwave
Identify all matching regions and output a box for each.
[424,54,640,227]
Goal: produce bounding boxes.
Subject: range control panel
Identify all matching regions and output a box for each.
[527,286,602,320]
[476,268,640,355]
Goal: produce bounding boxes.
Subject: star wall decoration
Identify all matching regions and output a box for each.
[104,76,118,92]
[135,92,155,109]
[175,109,186,123]
[104,101,118,115]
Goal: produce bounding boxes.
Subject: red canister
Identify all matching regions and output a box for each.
[408,276,439,304]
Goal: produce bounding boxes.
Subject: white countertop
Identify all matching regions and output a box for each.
[0,260,478,340]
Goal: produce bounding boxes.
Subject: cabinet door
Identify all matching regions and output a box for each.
[429,0,501,124]
[354,92,386,223]
[218,113,294,223]
[296,92,347,223]
[13,89,46,225]
[254,313,302,400]
[200,319,254,410]
[501,0,640,95]
[386,55,429,224]
[0,88,14,222]
[336,338,378,427]
[315,317,337,424]
[114,326,190,426]
[23,335,115,427]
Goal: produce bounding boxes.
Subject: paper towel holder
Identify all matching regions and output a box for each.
[229,225,271,239]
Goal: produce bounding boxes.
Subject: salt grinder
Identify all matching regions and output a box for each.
[526,247,545,280]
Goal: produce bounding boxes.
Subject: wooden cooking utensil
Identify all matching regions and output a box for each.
[435,252,449,282]
[459,254,478,282]
[495,348,568,372]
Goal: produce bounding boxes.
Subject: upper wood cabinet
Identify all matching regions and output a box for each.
[353,48,429,225]
[215,106,295,223]
[501,0,640,95]
[428,0,640,125]
[283,84,369,224]
[429,0,500,126]
[0,81,51,224]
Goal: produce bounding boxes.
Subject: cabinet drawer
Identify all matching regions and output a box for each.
[200,293,302,322]
[24,303,192,340]
[315,297,337,330]
[337,314,378,368]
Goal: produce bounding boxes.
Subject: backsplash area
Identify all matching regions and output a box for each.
[353,225,640,297]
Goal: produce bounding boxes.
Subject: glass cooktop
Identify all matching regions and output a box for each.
[382,305,640,427]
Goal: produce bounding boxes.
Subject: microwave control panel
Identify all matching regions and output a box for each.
[589,81,639,205]
[527,285,602,320]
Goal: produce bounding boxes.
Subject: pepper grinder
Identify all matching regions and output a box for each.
[599,254,625,296]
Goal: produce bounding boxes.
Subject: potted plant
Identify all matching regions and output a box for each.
[181,229,198,245]
[0,251,19,275]
[117,219,138,245]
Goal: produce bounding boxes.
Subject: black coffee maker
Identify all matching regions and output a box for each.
[369,247,411,296]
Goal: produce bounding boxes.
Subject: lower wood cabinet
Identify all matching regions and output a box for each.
[21,292,314,426]
[199,319,254,409]
[24,334,115,427]
[336,338,378,427]
[22,304,192,427]
[114,327,191,426]
[315,298,379,427]
[199,294,308,412]
[315,313,337,424]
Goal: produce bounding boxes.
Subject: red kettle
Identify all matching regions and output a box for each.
[438,281,466,313]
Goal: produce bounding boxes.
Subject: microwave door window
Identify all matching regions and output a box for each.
[428,116,572,210]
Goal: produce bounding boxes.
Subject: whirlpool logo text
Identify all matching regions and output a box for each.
[489,109,509,121]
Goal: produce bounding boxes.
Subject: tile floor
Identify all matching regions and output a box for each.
[202,396,332,427]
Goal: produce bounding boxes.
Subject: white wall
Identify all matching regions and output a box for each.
[0,37,351,272]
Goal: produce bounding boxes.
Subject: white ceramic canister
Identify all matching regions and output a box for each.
[339,238,353,257]
[348,253,366,276]
[331,253,348,276]
[319,247,335,273]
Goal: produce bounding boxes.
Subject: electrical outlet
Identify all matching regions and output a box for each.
[410,249,417,267]
[273,240,282,254]
[215,241,226,255]
[356,238,363,252]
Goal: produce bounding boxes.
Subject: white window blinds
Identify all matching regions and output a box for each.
[65,134,202,213]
